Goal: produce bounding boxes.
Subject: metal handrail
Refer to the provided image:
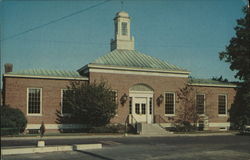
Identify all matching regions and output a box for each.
[125,114,138,133]
[155,114,168,129]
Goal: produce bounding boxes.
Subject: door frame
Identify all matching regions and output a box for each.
[129,91,154,124]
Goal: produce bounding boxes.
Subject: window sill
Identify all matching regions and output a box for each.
[165,114,175,117]
[27,113,42,116]
[218,114,228,117]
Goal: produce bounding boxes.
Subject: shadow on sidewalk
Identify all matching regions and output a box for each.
[75,150,114,160]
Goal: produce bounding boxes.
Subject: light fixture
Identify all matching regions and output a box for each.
[120,93,128,105]
[157,94,164,106]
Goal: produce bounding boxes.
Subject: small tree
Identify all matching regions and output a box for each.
[175,84,199,131]
[60,81,117,127]
[1,105,27,134]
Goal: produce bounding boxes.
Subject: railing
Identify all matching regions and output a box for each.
[154,114,168,129]
[125,114,138,134]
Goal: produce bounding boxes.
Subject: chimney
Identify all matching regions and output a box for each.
[4,63,13,73]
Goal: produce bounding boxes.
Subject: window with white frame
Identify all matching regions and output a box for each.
[149,97,152,114]
[165,92,175,115]
[218,95,227,115]
[129,97,132,114]
[196,94,205,114]
[121,22,128,35]
[28,88,41,115]
[61,89,71,115]
[111,90,117,103]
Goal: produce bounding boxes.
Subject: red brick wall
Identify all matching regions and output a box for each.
[3,77,86,125]
[191,85,236,124]
[3,73,237,131]
[89,72,188,124]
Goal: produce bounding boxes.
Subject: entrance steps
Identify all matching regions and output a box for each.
[137,123,172,135]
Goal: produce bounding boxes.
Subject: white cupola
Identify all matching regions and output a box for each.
[110,11,135,51]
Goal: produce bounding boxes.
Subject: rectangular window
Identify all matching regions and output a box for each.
[129,97,132,114]
[149,98,152,114]
[28,88,41,115]
[61,89,71,115]
[141,104,146,114]
[111,90,117,103]
[135,103,140,114]
[218,95,227,115]
[196,94,205,114]
[165,93,175,115]
[121,22,127,35]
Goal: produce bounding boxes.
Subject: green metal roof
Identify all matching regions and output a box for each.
[5,69,86,79]
[189,78,236,86]
[90,49,188,72]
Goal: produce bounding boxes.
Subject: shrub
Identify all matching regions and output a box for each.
[89,124,125,133]
[173,121,197,132]
[1,105,27,135]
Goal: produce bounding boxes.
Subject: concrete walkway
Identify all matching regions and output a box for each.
[1,132,237,140]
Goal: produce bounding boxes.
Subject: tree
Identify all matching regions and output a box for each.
[212,76,228,82]
[175,84,200,131]
[58,81,117,128]
[219,5,250,128]
[1,105,27,134]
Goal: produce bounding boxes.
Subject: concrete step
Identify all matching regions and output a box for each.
[137,123,172,135]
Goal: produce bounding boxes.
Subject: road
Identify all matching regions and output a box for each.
[2,135,250,160]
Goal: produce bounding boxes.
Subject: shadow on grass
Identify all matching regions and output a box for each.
[75,150,114,160]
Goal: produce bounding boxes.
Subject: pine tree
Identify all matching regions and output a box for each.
[219,5,250,129]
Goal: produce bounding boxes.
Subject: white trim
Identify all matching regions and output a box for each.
[208,122,230,127]
[27,88,42,116]
[26,124,85,129]
[164,92,176,115]
[88,68,189,78]
[190,83,237,88]
[4,74,88,80]
[79,64,190,74]
[218,94,228,116]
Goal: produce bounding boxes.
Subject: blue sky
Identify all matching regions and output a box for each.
[0,0,247,81]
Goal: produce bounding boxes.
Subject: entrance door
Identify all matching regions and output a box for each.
[133,97,149,123]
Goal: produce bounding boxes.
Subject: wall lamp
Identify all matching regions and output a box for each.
[157,94,164,106]
[120,93,128,105]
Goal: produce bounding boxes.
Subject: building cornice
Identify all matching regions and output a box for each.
[79,64,190,76]
[3,74,88,81]
[189,83,237,88]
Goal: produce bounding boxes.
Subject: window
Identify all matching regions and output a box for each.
[135,103,140,114]
[111,90,117,103]
[121,22,127,35]
[196,94,205,114]
[149,98,152,114]
[61,89,71,115]
[28,88,41,115]
[218,95,227,115]
[129,97,132,114]
[141,104,146,114]
[165,93,175,115]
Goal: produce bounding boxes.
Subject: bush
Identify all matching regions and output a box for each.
[1,105,27,135]
[173,121,197,132]
[89,124,125,133]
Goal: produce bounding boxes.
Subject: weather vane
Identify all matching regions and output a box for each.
[121,0,124,11]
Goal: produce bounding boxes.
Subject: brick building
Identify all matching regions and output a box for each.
[2,11,236,133]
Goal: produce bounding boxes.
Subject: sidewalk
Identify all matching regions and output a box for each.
[1,131,237,140]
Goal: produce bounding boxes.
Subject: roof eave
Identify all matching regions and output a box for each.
[88,64,190,75]
[189,83,237,88]
[3,74,89,81]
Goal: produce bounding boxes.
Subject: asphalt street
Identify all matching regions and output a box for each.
[2,135,250,160]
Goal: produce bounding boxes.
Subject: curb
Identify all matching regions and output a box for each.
[1,143,102,155]
[1,132,237,141]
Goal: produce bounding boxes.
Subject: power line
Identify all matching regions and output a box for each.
[1,0,111,41]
